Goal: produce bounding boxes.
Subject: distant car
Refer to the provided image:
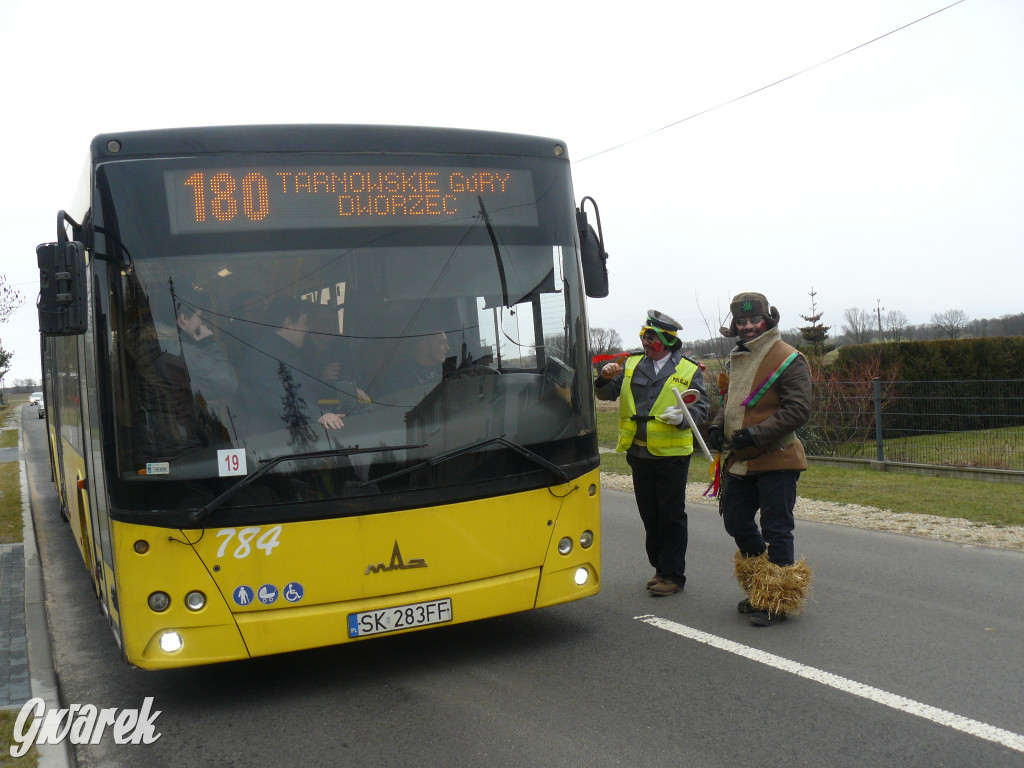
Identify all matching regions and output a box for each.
[29,391,43,406]
[38,399,46,419]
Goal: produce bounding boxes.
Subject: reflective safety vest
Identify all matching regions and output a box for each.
[616,355,699,456]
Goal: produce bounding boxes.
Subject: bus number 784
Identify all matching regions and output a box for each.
[215,526,282,559]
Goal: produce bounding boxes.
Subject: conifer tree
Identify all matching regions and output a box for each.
[278,363,317,450]
[798,287,832,360]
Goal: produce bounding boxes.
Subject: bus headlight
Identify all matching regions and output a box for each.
[184,591,206,611]
[574,567,590,586]
[159,632,183,653]
[557,537,573,555]
[579,530,594,549]
[148,592,170,612]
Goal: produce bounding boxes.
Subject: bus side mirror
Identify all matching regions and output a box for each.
[576,200,609,298]
[37,239,87,336]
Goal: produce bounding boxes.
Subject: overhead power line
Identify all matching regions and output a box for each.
[577,0,968,163]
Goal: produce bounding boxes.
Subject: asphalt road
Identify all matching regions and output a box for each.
[21,407,1024,767]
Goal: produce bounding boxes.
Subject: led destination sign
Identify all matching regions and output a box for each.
[165,165,538,234]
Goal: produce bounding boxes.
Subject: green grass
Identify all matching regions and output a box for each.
[0,709,39,767]
[0,403,22,544]
[797,463,1023,526]
[0,462,22,544]
[1,399,20,447]
[597,408,1024,528]
[595,407,618,450]
[808,425,1024,471]
[0,429,16,448]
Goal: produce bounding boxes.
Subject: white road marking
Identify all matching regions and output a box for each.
[635,614,1024,755]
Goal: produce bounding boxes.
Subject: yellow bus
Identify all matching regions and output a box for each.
[37,125,610,669]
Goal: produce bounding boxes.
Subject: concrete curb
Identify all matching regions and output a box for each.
[19,425,73,768]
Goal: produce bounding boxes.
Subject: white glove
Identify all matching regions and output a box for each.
[657,405,686,426]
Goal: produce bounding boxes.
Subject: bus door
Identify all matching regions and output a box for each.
[82,252,121,635]
[42,339,69,521]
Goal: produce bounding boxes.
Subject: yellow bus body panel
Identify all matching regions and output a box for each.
[115,468,600,669]
[58,438,95,586]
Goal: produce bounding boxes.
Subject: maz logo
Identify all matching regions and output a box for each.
[365,541,428,575]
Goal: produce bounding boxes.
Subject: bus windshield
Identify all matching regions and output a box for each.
[94,150,597,525]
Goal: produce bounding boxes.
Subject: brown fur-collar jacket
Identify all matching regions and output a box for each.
[710,327,812,476]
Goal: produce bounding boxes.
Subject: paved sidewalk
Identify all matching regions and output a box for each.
[1,421,71,766]
[1,441,30,711]
[0,542,30,709]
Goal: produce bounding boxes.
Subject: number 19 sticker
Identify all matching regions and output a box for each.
[218,449,247,477]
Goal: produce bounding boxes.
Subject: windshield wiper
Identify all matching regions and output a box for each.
[187,444,424,525]
[356,435,568,488]
[478,197,509,307]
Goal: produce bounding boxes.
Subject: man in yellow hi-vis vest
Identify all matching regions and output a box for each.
[595,310,708,596]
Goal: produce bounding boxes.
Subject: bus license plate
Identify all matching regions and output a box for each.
[348,598,453,638]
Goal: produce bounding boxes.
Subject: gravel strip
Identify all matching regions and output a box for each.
[599,472,1024,553]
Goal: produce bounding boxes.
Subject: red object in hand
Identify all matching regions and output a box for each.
[592,349,641,365]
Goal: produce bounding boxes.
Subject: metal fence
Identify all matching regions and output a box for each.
[795,379,1024,472]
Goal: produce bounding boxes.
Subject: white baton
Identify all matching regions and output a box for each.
[672,387,713,462]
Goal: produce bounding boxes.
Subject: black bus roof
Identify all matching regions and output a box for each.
[90,125,570,161]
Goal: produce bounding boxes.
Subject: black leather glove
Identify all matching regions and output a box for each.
[730,428,755,451]
[706,426,725,451]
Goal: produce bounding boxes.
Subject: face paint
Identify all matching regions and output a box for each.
[643,338,665,356]
[640,330,666,357]
[640,321,676,359]
[735,316,767,341]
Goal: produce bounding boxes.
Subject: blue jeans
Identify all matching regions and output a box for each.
[720,470,800,566]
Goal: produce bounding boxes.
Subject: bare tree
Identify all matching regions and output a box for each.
[883,310,909,342]
[694,295,731,361]
[841,307,873,344]
[0,275,24,323]
[998,313,1024,336]
[931,309,970,339]
[0,274,25,382]
[588,327,622,356]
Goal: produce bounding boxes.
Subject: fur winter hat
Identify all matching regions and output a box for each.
[720,292,780,337]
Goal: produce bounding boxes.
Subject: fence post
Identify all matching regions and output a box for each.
[873,377,884,462]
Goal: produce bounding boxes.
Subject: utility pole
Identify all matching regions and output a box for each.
[875,299,885,342]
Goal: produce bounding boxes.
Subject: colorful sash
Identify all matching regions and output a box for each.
[740,351,799,408]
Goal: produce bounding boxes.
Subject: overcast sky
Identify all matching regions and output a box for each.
[2,0,1020,383]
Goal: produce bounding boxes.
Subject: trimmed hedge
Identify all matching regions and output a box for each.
[834,337,1024,380]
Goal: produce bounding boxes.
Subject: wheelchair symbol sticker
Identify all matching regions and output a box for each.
[233,585,255,606]
[283,582,304,603]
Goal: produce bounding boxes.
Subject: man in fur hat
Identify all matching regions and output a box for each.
[595,310,708,596]
[707,293,813,626]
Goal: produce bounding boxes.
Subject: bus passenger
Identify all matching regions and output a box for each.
[125,284,237,459]
[237,296,350,437]
[410,328,450,385]
[223,288,269,368]
[369,326,450,404]
[306,302,364,400]
[172,290,239,407]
